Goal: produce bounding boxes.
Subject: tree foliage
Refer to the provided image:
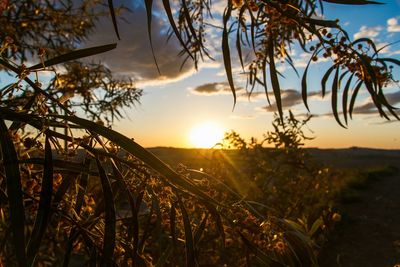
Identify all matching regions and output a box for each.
[0,0,142,124]
[144,0,399,125]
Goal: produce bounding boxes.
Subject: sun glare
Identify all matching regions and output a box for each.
[189,122,224,148]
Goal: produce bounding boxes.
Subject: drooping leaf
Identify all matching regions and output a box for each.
[95,158,116,265]
[29,44,117,70]
[107,0,120,40]
[331,67,346,128]
[349,80,363,118]
[144,0,161,74]
[0,119,27,267]
[376,57,400,66]
[321,65,336,97]
[27,136,54,266]
[342,73,355,124]
[222,3,236,107]
[301,49,319,111]
[268,37,283,119]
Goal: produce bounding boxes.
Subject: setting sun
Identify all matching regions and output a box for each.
[188,122,224,148]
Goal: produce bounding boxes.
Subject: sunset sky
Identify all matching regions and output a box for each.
[93,0,400,149]
[5,0,400,149]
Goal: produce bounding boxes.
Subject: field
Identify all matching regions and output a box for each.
[149,147,400,171]
[149,146,400,266]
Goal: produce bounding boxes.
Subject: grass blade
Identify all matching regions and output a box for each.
[239,232,282,266]
[107,0,120,39]
[170,202,178,249]
[29,44,117,70]
[74,158,90,215]
[193,213,208,245]
[177,195,196,267]
[0,119,27,267]
[26,136,54,266]
[95,158,116,265]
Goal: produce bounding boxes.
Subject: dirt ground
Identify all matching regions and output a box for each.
[318,172,400,267]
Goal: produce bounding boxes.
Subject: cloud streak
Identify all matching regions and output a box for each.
[387,17,400,32]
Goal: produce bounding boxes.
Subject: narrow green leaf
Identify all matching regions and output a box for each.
[268,37,283,119]
[377,90,400,120]
[205,204,225,248]
[349,80,363,119]
[27,136,54,266]
[193,213,209,246]
[309,218,323,237]
[95,158,116,266]
[62,228,79,267]
[301,50,318,111]
[364,81,389,119]
[170,202,178,248]
[144,0,161,74]
[377,57,400,66]
[261,59,271,105]
[0,119,27,267]
[177,195,196,267]
[74,158,90,215]
[222,3,236,107]
[131,189,144,263]
[107,0,120,40]
[236,24,244,71]
[29,43,117,70]
[53,173,75,206]
[321,65,336,97]
[239,232,282,266]
[342,73,355,124]
[331,67,346,128]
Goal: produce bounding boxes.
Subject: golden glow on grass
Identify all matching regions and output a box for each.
[189,122,224,148]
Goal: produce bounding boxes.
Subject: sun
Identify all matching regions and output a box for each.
[188,122,224,148]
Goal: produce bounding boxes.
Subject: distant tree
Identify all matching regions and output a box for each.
[0,0,142,124]
[143,0,399,126]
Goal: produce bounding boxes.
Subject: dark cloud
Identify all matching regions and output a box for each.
[262,89,303,112]
[351,91,400,115]
[191,82,243,95]
[85,1,194,84]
